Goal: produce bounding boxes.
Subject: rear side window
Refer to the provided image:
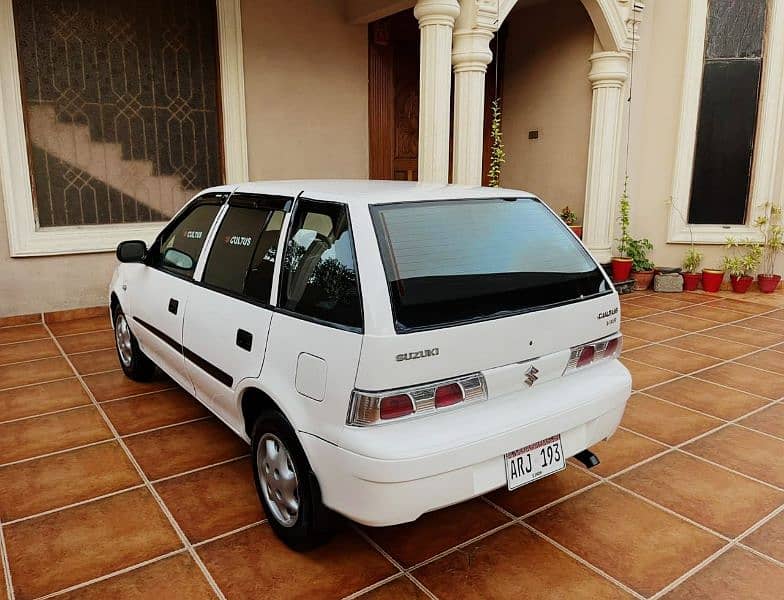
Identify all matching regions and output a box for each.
[202,206,285,303]
[155,202,222,278]
[371,198,608,331]
[278,199,362,330]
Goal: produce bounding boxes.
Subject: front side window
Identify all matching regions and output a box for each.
[152,202,222,278]
[202,205,285,303]
[278,200,362,330]
[371,198,608,332]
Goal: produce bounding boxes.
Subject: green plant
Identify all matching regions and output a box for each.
[487,98,505,187]
[616,176,632,257]
[627,237,654,272]
[682,247,703,274]
[754,202,783,275]
[560,206,578,226]
[723,237,762,278]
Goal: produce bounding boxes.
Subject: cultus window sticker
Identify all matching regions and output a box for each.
[224,235,253,247]
[185,230,203,239]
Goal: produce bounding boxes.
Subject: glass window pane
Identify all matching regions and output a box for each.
[279,200,362,329]
[156,203,221,278]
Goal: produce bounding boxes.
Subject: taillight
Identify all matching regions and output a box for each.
[564,333,622,375]
[347,373,487,426]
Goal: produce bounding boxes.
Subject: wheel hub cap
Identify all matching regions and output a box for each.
[257,433,300,527]
[115,314,133,367]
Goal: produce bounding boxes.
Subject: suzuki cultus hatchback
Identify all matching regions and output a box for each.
[111,180,631,549]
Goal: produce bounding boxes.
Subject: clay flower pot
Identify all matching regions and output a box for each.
[730,275,754,294]
[569,225,583,239]
[701,269,725,293]
[757,274,782,294]
[611,257,633,282]
[632,270,654,291]
[682,272,701,291]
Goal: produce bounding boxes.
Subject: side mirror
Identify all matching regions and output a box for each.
[116,240,147,263]
[162,247,195,271]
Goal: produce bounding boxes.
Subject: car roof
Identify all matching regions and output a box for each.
[200,179,537,205]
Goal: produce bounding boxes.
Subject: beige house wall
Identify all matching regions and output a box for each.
[0,0,368,317]
[500,0,595,221]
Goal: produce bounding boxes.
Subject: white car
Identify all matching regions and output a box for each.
[111,180,631,549]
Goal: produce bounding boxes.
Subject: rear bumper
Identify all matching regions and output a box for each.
[301,360,631,526]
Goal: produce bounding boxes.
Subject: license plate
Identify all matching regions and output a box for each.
[504,435,565,490]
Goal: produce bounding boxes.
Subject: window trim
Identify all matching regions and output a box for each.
[668,0,784,244]
[0,0,248,256]
[276,197,365,334]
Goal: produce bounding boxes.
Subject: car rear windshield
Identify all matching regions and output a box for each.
[370,198,609,332]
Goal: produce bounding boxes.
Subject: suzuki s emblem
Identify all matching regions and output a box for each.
[524,365,540,387]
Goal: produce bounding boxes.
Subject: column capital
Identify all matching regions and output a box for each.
[414,0,460,28]
[451,28,493,73]
[588,51,630,88]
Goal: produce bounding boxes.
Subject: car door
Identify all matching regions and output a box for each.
[182,194,291,430]
[125,195,225,391]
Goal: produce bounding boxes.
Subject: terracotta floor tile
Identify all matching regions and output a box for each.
[48,316,112,336]
[413,524,631,600]
[0,338,60,365]
[198,524,395,599]
[685,425,784,488]
[364,498,510,568]
[662,333,759,360]
[526,484,724,597]
[619,358,679,390]
[698,362,784,399]
[577,429,667,477]
[0,313,40,327]
[0,356,73,389]
[487,464,597,517]
[3,488,181,600]
[769,309,784,321]
[664,547,784,600]
[0,406,112,464]
[69,348,121,375]
[624,344,719,374]
[676,292,720,304]
[83,369,172,402]
[736,315,784,335]
[0,378,90,422]
[620,335,648,351]
[641,312,719,333]
[743,511,784,563]
[620,303,662,319]
[0,441,141,521]
[704,324,784,347]
[0,561,5,599]
[621,394,722,445]
[58,330,115,354]
[125,418,248,480]
[360,576,430,599]
[615,452,783,537]
[103,388,210,435]
[739,403,784,439]
[621,295,692,311]
[709,298,777,315]
[676,304,752,324]
[646,377,768,420]
[621,320,686,342]
[55,553,215,600]
[0,324,49,344]
[736,349,784,375]
[155,457,263,543]
[45,306,108,323]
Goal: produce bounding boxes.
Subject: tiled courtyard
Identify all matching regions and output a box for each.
[1,289,784,600]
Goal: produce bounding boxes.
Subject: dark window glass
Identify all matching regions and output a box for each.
[202,206,285,302]
[279,200,362,329]
[371,198,607,332]
[689,0,768,225]
[154,203,221,278]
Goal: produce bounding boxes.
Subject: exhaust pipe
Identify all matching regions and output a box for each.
[574,450,600,469]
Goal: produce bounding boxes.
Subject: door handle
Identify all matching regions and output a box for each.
[236,329,253,352]
[168,298,179,315]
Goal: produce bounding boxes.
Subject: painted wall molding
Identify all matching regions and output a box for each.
[0,0,248,257]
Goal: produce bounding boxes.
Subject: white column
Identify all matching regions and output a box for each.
[414,0,460,183]
[451,7,494,185]
[583,51,630,263]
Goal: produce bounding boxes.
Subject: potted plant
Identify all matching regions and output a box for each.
[560,206,582,239]
[755,202,783,293]
[627,237,655,290]
[682,248,703,291]
[701,266,725,293]
[612,180,633,282]
[723,237,762,294]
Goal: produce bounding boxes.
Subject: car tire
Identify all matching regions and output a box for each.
[251,410,336,550]
[113,307,157,382]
